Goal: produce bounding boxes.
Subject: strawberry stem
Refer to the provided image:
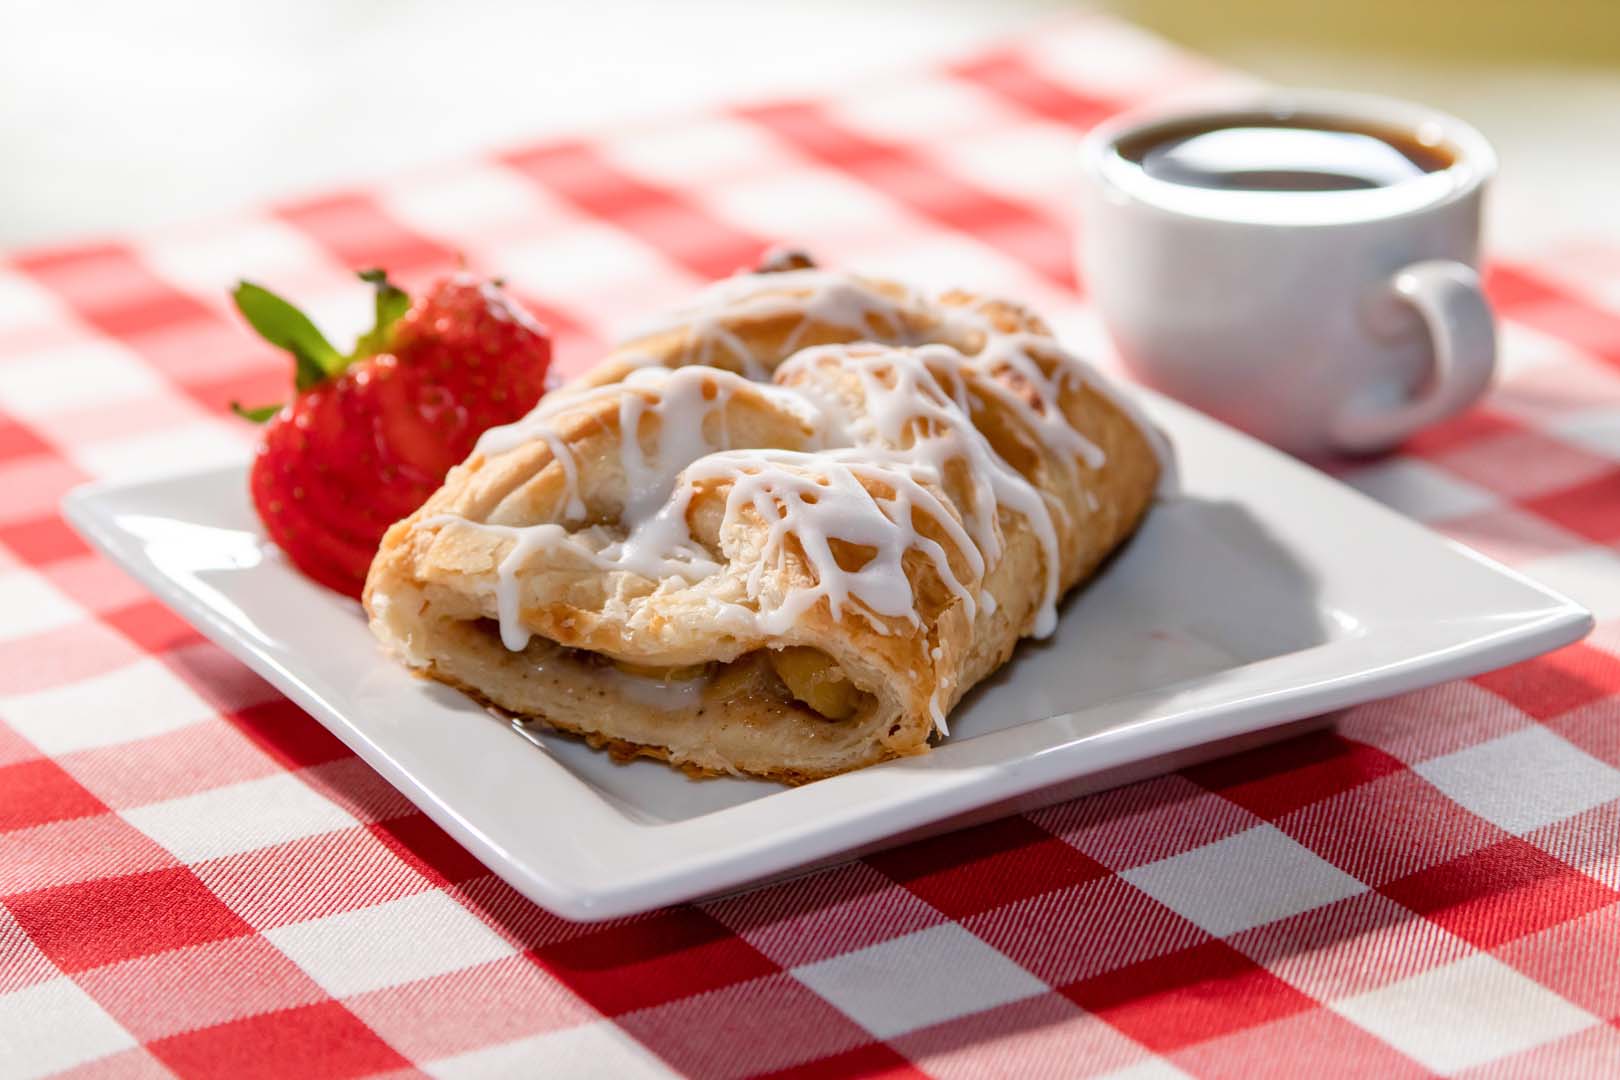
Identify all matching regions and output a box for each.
[232,281,345,391]
[230,401,282,423]
[228,270,412,426]
[354,269,410,358]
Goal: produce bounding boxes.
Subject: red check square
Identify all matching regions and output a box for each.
[1437,505,1588,566]
[223,699,352,770]
[101,599,206,656]
[0,620,146,698]
[890,991,1152,1080]
[1169,1006,1430,1079]
[0,721,40,768]
[1228,891,1471,1001]
[964,875,1207,987]
[1472,1021,1620,1077]
[450,874,621,954]
[1494,903,1620,1021]
[1523,468,1620,543]
[867,815,1109,919]
[1474,644,1620,721]
[1547,697,1620,769]
[0,758,106,831]
[0,813,177,895]
[1062,940,1316,1053]
[705,860,944,968]
[1183,731,1405,820]
[5,866,253,972]
[948,48,1122,129]
[1380,838,1620,949]
[367,812,490,887]
[1033,773,1260,871]
[1400,408,1522,457]
[533,907,778,1016]
[74,934,327,1041]
[1278,770,1509,887]
[758,1044,925,1079]
[0,416,53,464]
[0,515,92,568]
[14,245,216,340]
[57,724,277,811]
[193,827,431,931]
[276,192,459,280]
[619,972,876,1079]
[35,551,151,619]
[148,1001,409,1080]
[1426,429,1615,501]
[1527,798,1620,891]
[345,954,594,1064]
[1335,681,1534,766]
[55,1048,173,1079]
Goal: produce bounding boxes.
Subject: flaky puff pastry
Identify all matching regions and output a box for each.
[364,260,1163,783]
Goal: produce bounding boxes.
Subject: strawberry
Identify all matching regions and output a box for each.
[232,269,551,598]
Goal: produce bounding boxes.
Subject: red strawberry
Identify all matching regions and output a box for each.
[232,269,551,598]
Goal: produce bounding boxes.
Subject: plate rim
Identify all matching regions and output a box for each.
[60,401,1594,921]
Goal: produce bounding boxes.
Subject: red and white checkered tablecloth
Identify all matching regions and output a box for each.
[3,14,1619,1079]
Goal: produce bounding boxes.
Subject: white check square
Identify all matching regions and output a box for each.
[1519,547,1620,620]
[72,421,247,484]
[792,924,1046,1040]
[139,216,349,304]
[0,268,70,331]
[602,118,783,189]
[0,339,164,417]
[711,171,898,242]
[425,1020,678,1080]
[1342,459,1500,522]
[1415,726,1620,836]
[493,217,689,307]
[0,571,82,643]
[1027,23,1190,98]
[827,76,1012,144]
[122,772,359,863]
[1332,954,1596,1074]
[0,656,218,755]
[936,127,1078,205]
[1548,408,1620,461]
[266,890,517,998]
[1121,824,1366,937]
[382,163,575,242]
[0,977,135,1080]
[1094,1062,1193,1080]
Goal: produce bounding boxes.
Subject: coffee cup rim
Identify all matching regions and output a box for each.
[1080,90,1497,227]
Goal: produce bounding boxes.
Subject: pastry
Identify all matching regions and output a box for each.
[364,256,1167,782]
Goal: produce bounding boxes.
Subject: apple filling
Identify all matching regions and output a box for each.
[606,647,875,721]
[470,620,876,722]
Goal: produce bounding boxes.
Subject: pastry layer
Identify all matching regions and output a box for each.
[365,264,1163,782]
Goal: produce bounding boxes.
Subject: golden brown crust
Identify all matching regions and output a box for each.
[365,268,1161,783]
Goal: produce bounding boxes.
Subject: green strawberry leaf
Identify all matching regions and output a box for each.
[354,268,410,358]
[233,281,345,391]
[229,400,282,423]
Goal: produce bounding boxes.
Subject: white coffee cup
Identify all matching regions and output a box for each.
[1079,92,1497,457]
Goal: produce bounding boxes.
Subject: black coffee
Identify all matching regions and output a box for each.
[1117,113,1455,193]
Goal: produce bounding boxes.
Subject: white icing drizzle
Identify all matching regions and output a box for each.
[621,269,920,376]
[778,343,1064,636]
[683,448,982,637]
[436,267,1171,736]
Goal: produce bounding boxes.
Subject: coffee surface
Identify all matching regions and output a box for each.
[1118,114,1454,193]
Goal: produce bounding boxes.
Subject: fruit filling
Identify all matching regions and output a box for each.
[471,621,875,722]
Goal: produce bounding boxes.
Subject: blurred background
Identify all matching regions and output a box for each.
[3,0,1617,255]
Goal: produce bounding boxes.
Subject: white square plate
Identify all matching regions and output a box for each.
[63,394,1590,920]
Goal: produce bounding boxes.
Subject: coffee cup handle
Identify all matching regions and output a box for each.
[1331,259,1498,453]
